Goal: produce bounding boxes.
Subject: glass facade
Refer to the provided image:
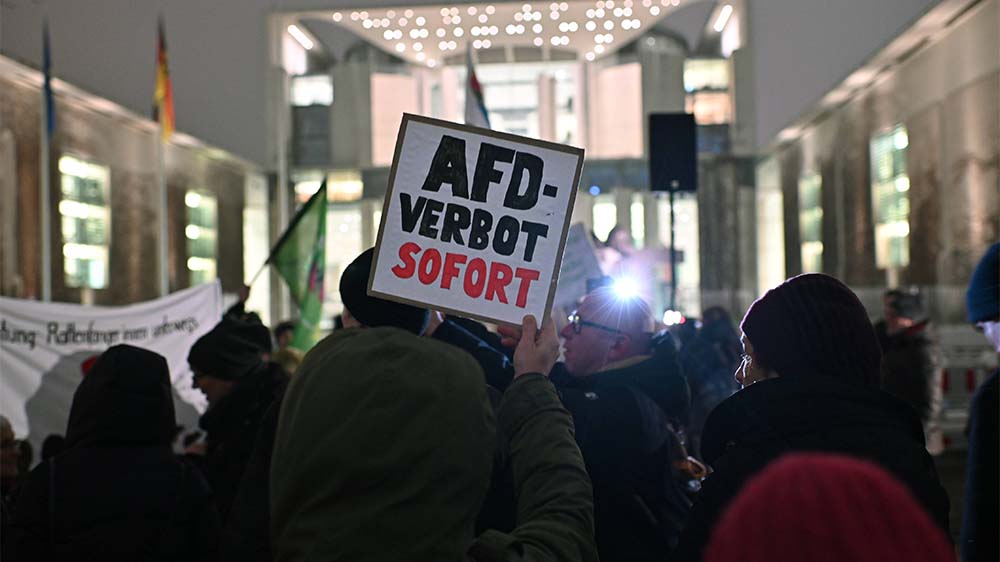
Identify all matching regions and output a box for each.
[755,157,785,292]
[185,191,218,286]
[684,58,731,125]
[59,155,110,289]
[869,125,910,269]
[657,193,700,315]
[455,61,578,142]
[323,204,365,326]
[798,171,823,273]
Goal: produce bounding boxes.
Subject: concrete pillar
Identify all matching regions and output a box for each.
[699,155,758,316]
[538,74,557,142]
[330,60,373,169]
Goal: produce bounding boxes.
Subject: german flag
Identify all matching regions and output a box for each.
[153,17,174,142]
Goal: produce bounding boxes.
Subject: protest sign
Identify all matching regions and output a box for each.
[0,282,222,452]
[553,223,604,315]
[369,114,584,325]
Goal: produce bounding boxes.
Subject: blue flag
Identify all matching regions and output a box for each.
[42,19,55,135]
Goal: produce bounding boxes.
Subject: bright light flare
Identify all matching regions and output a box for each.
[612,277,640,300]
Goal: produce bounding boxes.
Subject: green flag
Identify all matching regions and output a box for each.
[269,182,327,351]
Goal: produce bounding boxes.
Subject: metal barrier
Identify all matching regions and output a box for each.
[937,325,998,451]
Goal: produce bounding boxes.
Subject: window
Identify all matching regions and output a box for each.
[322,204,364,327]
[870,125,910,269]
[455,61,578,142]
[755,157,785,292]
[59,156,110,289]
[657,193,700,315]
[684,59,731,125]
[683,59,729,93]
[293,170,363,204]
[592,194,617,243]
[798,172,823,272]
[185,191,218,286]
[291,74,333,106]
[630,193,645,249]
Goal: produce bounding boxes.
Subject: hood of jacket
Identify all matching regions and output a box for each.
[701,374,925,465]
[271,327,495,562]
[65,344,176,449]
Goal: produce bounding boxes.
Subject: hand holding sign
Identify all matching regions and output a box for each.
[369,114,584,326]
[513,315,559,378]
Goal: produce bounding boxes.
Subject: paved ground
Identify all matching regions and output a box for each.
[935,448,969,543]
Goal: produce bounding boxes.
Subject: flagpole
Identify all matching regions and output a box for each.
[39,93,52,302]
[157,124,169,296]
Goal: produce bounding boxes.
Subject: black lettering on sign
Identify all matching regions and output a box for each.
[471,143,515,202]
[520,221,549,262]
[441,203,472,245]
[400,193,427,233]
[503,151,544,210]
[421,135,469,198]
[419,198,445,238]
[492,215,520,256]
[469,209,493,250]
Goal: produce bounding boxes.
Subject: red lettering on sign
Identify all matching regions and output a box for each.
[390,242,541,310]
[418,248,443,285]
[514,268,540,308]
[464,258,488,298]
[485,262,513,304]
[441,253,467,289]
[392,242,421,279]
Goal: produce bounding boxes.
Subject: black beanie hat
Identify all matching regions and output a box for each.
[740,273,882,387]
[885,289,925,320]
[339,248,430,335]
[188,315,270,381]
[967,242,999,323]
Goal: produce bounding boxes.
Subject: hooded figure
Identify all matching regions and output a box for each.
[220,249,435,562]
[670,274,951,562]
[188,314,287,520]
[2,345,220,562]
[270,325,597,562]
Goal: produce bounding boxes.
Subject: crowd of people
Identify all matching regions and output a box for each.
[0,243,997,562]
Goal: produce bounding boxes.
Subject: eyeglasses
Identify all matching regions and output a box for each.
[567,311,623,335]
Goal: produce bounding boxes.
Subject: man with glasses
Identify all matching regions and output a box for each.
[493,286,693,562]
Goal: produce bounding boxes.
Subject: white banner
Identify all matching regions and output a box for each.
[370,114,584,325]
[0,282,222,450]
[553,223,604,316]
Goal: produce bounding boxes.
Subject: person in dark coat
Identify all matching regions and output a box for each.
[669,273,951,562]
[875,289,944,454]
[219,247,431,562]
[475,287,694,562]
[187,314,287,520]
[40,434,66,462]
[270,317,597,562]
[2,345,220,562]
[679,307,741,459]
[960,242,999,562]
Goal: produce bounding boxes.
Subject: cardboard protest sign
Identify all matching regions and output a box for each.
[369,114,584,326]
[553,223,604,315]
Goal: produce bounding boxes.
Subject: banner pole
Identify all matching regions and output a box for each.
[247,260,268,288]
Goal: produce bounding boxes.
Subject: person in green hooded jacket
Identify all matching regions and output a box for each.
[270,315,598,562]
